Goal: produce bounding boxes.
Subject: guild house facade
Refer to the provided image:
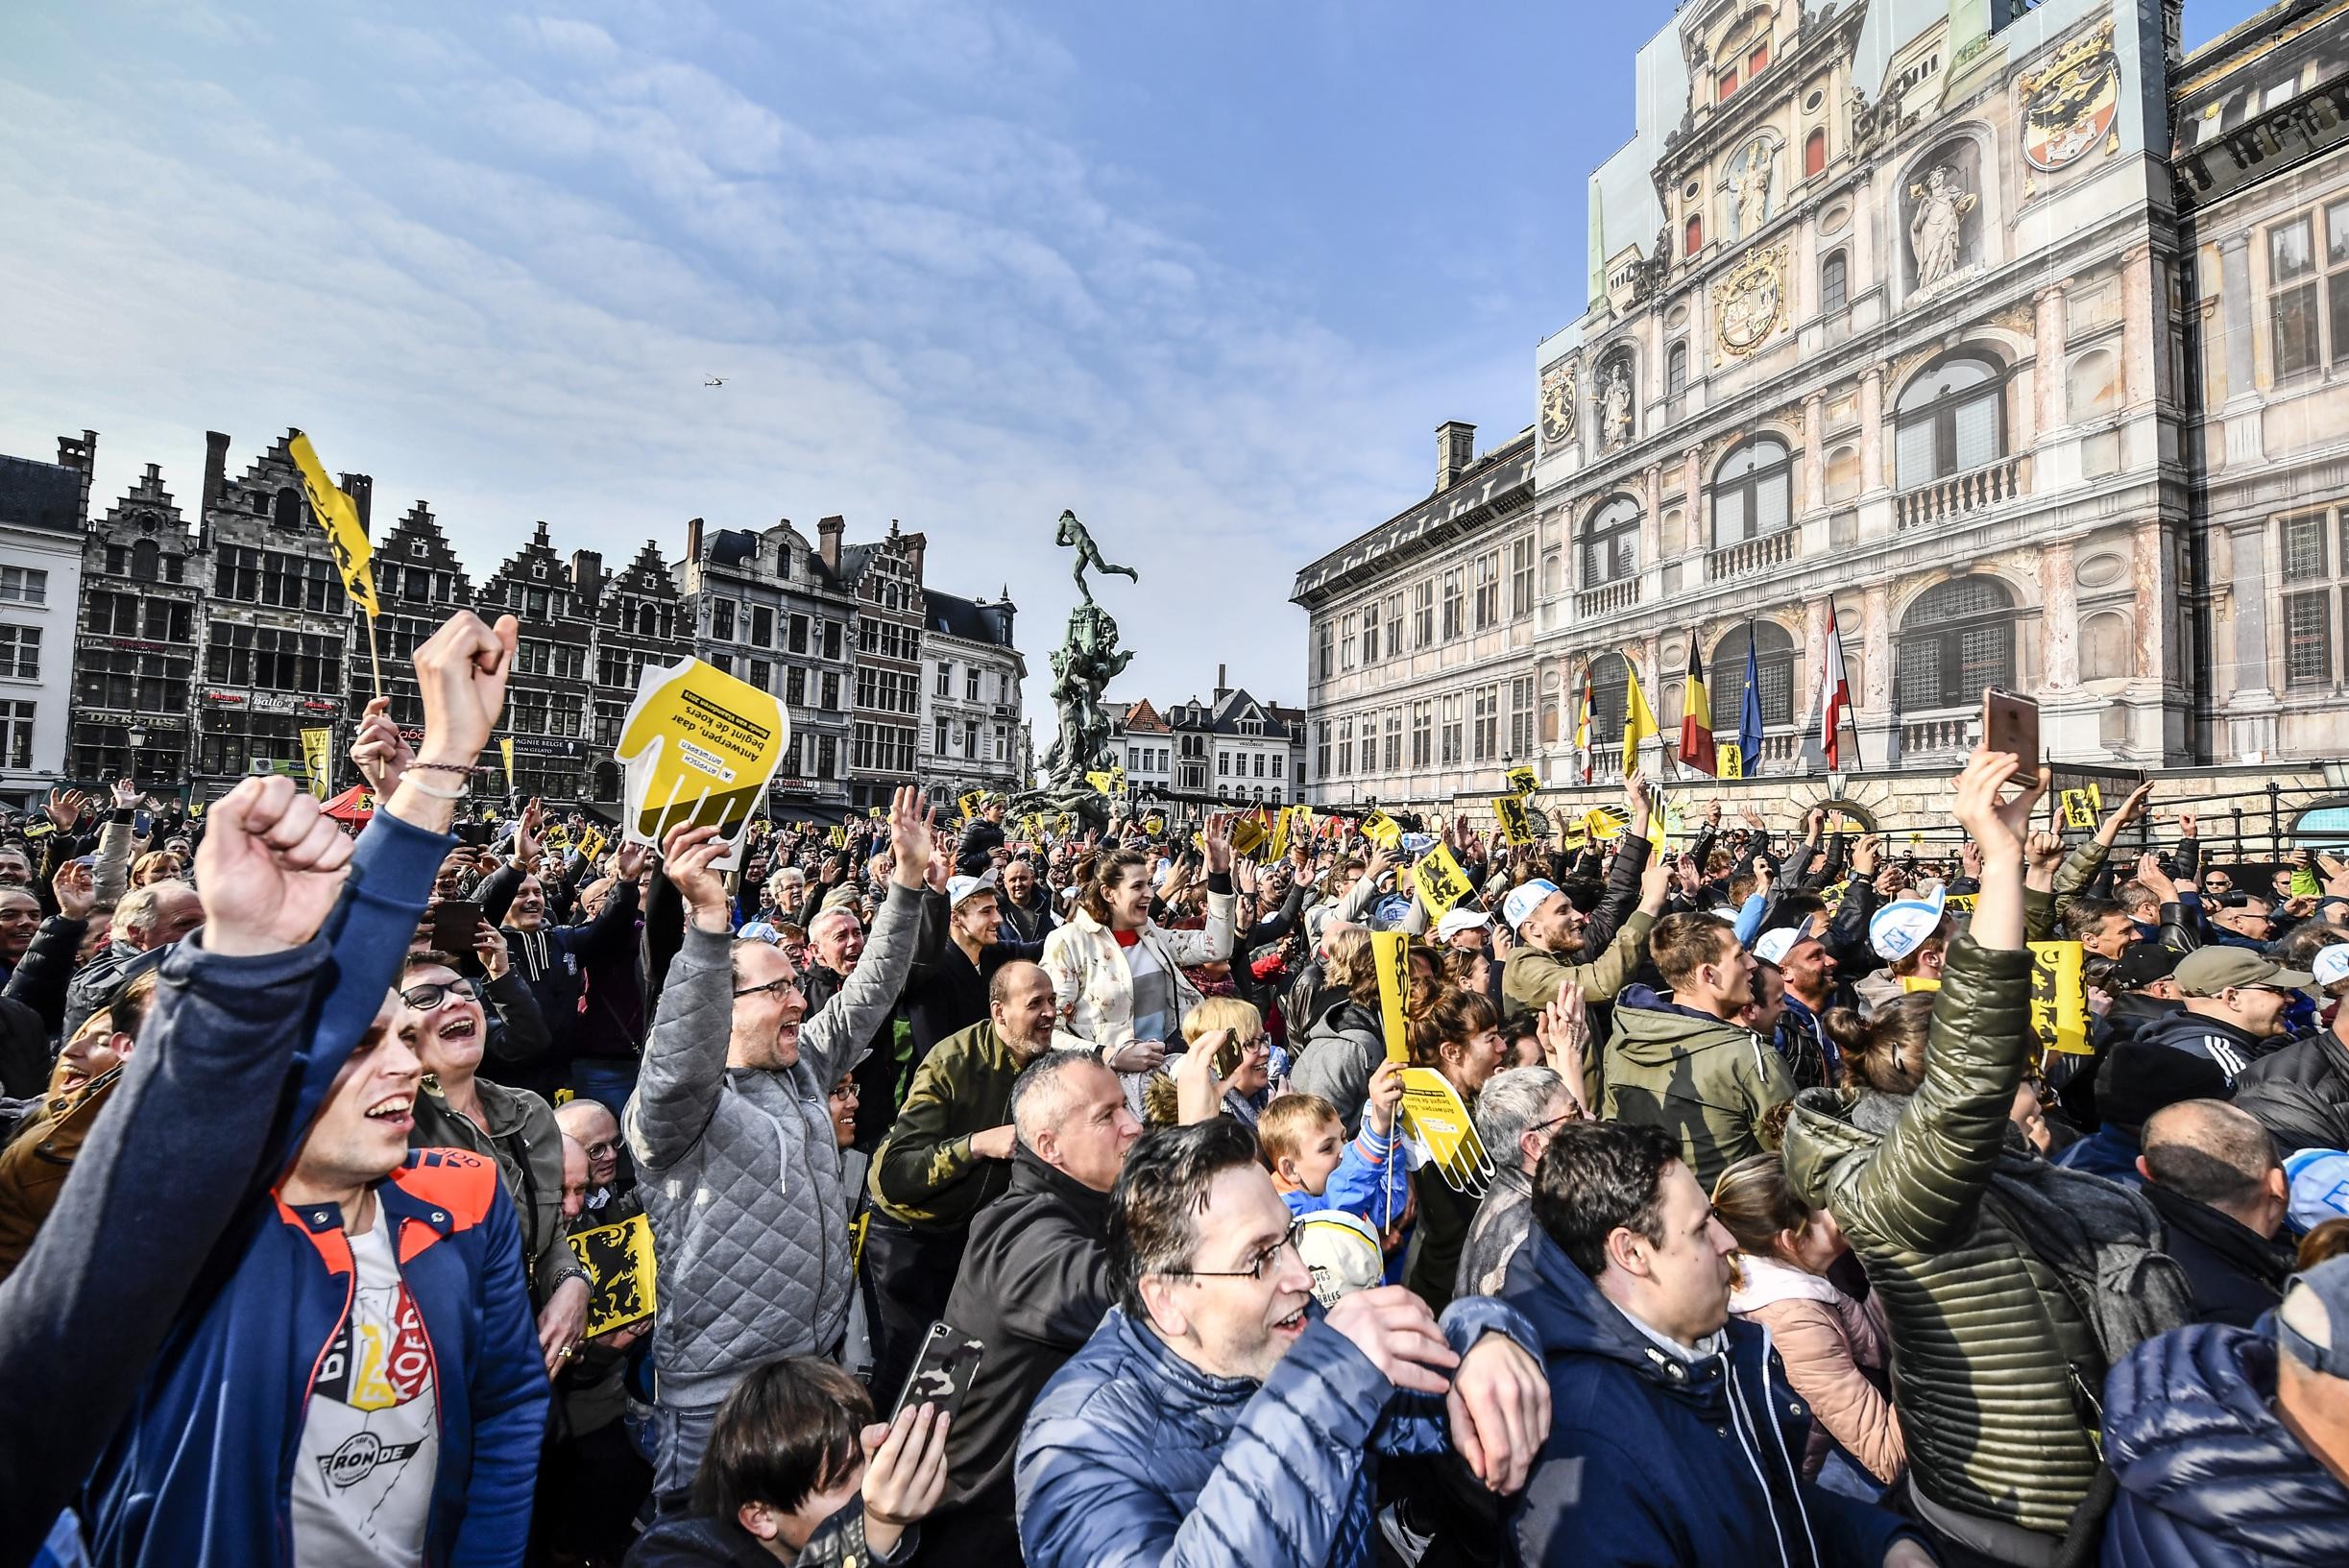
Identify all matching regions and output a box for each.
[1300,0,2349,832]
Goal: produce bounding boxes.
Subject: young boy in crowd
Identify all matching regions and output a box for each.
[1260,1058,1405,1226]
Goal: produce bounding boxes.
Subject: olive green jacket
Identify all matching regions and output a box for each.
[1501,909,1656,1020]
[1602,993,1793,1193]
[868,1019,1026,1229]
[1782,938,2099,1541]
[412,1074,584,1308]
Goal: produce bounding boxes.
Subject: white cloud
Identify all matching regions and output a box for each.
[0,0,1510,743]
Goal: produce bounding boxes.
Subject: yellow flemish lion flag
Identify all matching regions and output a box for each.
[566,1212,656,1337]
[1622,663,1659,776]
[1505,765,1540,800]
[1359,809,1402,851]
[2028,941,2091,1055]
[1494,794,1533,846]
[1412,843,1473,921]
[299,727,333,801]
[286,430,384,695]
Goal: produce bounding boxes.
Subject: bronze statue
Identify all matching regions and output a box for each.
[1055,509,1139,606]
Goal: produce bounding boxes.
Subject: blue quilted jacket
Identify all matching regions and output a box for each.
[2103,1319,2349,1567]
[1015,1294,1534,1568]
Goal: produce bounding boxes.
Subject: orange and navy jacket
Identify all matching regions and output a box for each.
[81,1148,547,1567]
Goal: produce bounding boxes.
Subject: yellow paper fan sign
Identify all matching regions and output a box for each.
[616,657,788,869]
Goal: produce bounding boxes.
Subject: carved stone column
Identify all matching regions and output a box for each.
[1639,464,1663,569]
[2131,522,2164,681]
[2040,539,2078,688]
[1802,393,1825,515]
[2035,282,2069,435]
[2121,243,2156,409]
[2218,234,2255,403]
[1859,368,1886,495]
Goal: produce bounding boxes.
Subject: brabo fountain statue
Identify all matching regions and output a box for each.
[1020,510,1138,832]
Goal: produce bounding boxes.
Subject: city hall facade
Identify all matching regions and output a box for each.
[1297,0,2349,834]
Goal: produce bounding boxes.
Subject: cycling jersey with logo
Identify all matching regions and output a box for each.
[291,1213,439,1567]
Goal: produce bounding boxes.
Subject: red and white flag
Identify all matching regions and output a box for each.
[1821,604,1853,770]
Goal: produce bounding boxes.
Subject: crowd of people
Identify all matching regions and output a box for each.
[5,604,2349,1565]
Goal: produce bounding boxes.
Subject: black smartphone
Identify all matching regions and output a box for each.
[430,899,482,957]
[1981,687,2040,764]
[892,1321,984,1424]
[1213,1031,1247,1079]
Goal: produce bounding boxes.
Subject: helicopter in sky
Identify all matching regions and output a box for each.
[704,375,725,387]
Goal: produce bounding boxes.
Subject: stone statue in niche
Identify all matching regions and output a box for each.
[1724,139,1777,241]
[1907,163,1978,288]
[1595,360,1635,450]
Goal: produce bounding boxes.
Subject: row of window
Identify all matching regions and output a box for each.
[931,717,1012,762]
[1126,746,1169,772]
[1315,676,1537,780]
[853,722,918,775]
[934,661,1010,703]
[1217,749,1286,780]
[856,666,922,716]
[1578,350,2011,588]
[1317,540,1537,679]
[214,546,347,615]
[860,620,922,662]
[781,733,843,782]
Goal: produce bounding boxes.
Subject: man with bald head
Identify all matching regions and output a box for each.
[63,880,203,1039]
[2139,1098,2297,1327]
[864,960,1061,1393]
[555,1097,632,1220]
[920,1049,1145,1564]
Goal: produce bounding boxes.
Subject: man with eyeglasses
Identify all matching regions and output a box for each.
[2101,1253,2349,1559]
[2131,947,2311,1087]
[1017,1120,1550,1568]
[626,786,936,1512]
[554,1097,631,1218]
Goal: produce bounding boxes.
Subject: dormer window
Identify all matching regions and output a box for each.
[411,541,427,557]
[532,564,547,580]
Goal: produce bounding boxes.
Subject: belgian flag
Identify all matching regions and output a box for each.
[1680,640,1716,775]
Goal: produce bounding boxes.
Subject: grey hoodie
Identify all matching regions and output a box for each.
[625,881,919,1410]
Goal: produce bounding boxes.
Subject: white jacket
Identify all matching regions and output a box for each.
[1041,892,1237,1069]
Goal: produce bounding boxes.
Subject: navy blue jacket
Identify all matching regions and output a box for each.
[0,808,457,1563]
[2104,1320,2349,1566]
[1016,1295,1535,1568]
[1501,1226,1920,1567]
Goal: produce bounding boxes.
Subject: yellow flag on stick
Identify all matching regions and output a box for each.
[1370,929,1412,1064]
[1412,843,1474,920]
[1360,809,1402,850]
[287,430,383,697]
[1623,665,1659,775]
[1495,795,1533,846]
[498,737,516,795]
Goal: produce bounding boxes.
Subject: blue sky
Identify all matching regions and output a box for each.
[0,0,2274,736]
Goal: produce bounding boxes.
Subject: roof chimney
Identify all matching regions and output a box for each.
[685,516,705,564]
[1216,663,1229,701]
[55,430,97,523]
[1437,421,1476,491]
[572,549,604,603]
[817,515,844,571]
[203,430,231,517]
[338,472,373,533]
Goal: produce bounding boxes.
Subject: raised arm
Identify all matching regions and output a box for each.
[1814,751,2039,1255]
[797,785,935,1087]
[625,824,737,1170]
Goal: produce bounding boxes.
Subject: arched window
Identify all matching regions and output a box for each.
[1895,351,2006,486]
[1711,621,1796,728]
[274,487,303,530]
[1711,436,1793,545]
[131,539,159,582]
[1582,496,1640,587]
[1666,342,1689,397]
[1820,251,1848,313]
[1685,214,1704,256]
[1586,652,1630,740]
[1804,128,1827,178]
[1896,576,2017,711]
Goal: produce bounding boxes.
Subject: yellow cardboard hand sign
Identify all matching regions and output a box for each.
[1399,1069,1493,1194]
[616,657,788,869]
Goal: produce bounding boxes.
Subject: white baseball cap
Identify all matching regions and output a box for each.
[1436,908,1492,942]
[1296,1210,1386,1307]
[1501,879,1562,932]
[946,870,999,910]
[1869,887,1949,962]
[2288,1148,2349,1234]
[1753,927,1802,967]
[2315,943,2349,990]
